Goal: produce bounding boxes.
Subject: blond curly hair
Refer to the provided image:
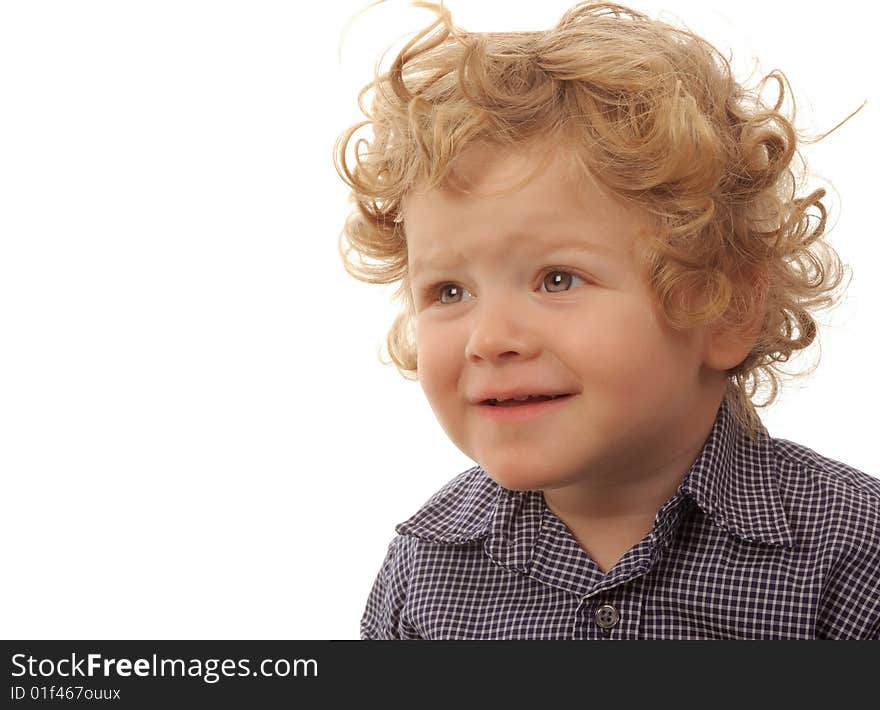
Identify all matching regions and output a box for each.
[334,0,858,440]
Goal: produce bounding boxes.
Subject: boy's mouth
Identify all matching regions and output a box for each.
[483,394,571,407]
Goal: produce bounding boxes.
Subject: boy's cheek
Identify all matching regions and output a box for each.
[414,339,459,400]
[413,305,675,389]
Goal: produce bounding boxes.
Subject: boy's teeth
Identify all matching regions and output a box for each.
[493,394,557,406]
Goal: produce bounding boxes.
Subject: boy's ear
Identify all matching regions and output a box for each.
[702,279,767,372]
[703,322,760,372]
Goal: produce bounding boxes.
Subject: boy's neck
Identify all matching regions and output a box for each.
[540,439,702,524]
[541,389,723,529]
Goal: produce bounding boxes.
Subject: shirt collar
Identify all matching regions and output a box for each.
[680,396,794,548]
[395,396,795,557]
[395,464,500,543]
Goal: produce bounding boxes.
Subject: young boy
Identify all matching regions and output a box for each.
[334,1,879,639]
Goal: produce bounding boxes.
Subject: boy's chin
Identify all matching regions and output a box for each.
[479,465,569,493]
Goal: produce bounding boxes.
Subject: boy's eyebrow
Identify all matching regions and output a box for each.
[409,236,618,276]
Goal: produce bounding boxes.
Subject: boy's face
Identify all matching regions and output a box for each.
[403,142,728,494]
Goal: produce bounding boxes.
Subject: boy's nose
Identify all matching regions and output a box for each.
[464,302,539,362]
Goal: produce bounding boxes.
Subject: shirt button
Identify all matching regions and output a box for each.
[594,603,620,629]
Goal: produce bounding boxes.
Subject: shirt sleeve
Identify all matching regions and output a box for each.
[360,535,416,640]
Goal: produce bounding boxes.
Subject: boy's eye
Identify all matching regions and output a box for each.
[436,284,468,305]
[542,270,586,293]
[428,270,586,306]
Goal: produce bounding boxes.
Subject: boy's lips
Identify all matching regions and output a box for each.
[474,393,575,423]
[470,387,576,404]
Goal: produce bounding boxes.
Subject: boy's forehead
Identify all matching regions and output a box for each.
[402,146,654,265]
[404,140,580,203]
[444,140,546,190]
[402,140,647,226]
[404,210,655,287]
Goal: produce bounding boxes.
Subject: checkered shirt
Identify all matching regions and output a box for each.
[361,397,880,639]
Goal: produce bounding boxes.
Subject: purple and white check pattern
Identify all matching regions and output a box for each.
[361,397,880,639]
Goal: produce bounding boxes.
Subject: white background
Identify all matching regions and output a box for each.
[0,0,876,640]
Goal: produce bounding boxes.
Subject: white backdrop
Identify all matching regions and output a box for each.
[0,0,876,640]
